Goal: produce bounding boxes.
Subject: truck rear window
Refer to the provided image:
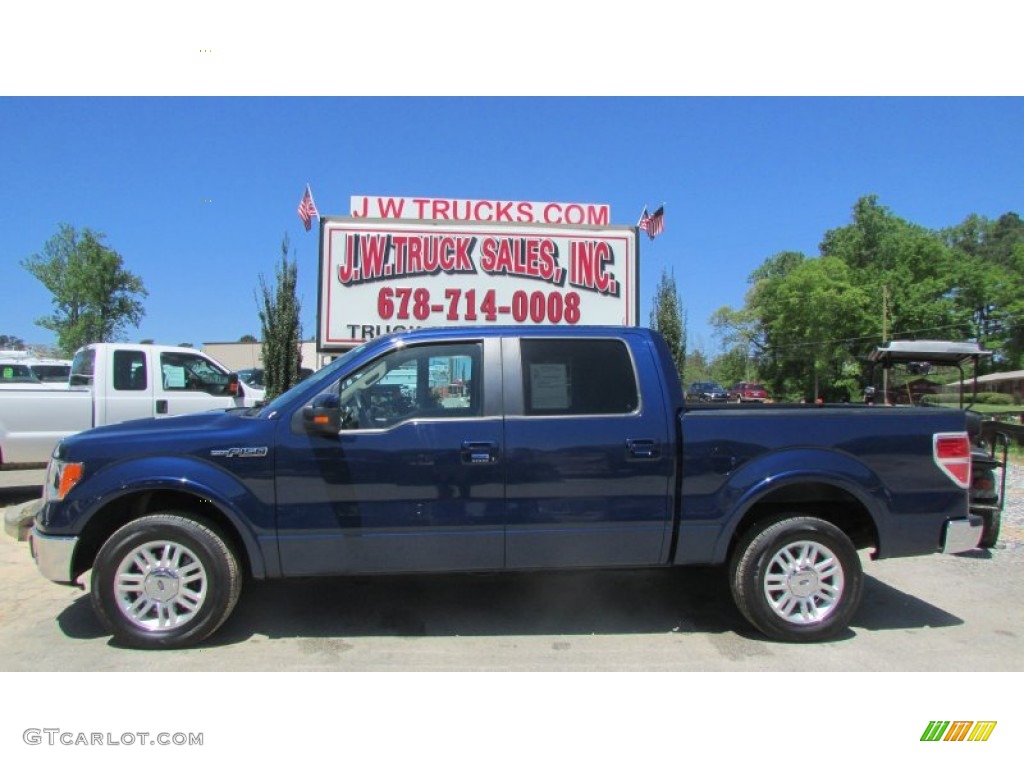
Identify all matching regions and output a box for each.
[520,339,638,416]
[113,350,147,391]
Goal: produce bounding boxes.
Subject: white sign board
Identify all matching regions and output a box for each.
[318,217,638,348]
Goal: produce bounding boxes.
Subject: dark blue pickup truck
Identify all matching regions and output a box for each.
[29,326,981,649]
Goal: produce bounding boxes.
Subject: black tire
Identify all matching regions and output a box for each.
[730,515,863,642]
[91,514,242,649]
[977,507,1001,549]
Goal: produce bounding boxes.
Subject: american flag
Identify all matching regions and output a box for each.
[645,205,665,240]
[297,184,318,231]
[637,206,651,234]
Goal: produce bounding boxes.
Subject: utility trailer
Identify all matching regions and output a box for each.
[869,340,1009,548]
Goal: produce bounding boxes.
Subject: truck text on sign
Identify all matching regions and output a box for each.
[318,218,638,347]
[350,196,611,226]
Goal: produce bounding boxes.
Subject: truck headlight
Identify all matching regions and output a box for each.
[44,456,85,501]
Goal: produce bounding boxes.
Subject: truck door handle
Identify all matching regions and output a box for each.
[626,439,661,460]
[156,399,168,414]
[461,441,499,465]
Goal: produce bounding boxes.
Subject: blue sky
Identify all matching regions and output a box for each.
[2,97,1022,356]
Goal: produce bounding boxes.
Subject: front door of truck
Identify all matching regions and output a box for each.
[502,336,673,568]
[153,349,243,417]
[275,338,505,576]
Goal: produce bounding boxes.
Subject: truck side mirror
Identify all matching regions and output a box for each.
[302,393,342,437]
[226,372,240,397]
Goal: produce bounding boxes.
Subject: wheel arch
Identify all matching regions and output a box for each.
[72,486,262,583]
[723,479,880,564]
[711,452,887,565]
[62,454,275,582]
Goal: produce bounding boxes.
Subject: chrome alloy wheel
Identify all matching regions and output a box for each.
[763,540,845,625]
[113,540,209,632]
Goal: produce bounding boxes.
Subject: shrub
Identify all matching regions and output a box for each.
[920,392,1016,407]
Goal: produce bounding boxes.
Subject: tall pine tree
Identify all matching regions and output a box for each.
[257,235,303,401]
[649,267,686,380]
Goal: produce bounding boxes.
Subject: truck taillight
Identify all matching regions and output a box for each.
[933,432,971,489]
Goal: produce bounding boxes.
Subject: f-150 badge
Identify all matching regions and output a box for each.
[210,447,268,458]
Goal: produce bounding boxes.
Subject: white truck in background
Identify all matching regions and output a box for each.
[0,343,261,467]
[0,352,72,389]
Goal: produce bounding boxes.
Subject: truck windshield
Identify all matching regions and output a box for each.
[252,341,373,418]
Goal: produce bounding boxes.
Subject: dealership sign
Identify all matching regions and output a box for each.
[318,213,638,348]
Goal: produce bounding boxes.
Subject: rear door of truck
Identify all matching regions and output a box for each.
[502,332,674,568]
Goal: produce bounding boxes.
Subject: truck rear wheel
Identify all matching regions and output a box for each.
[730,516,863,642]
[978,507,1001,549]
[90,514,242,649]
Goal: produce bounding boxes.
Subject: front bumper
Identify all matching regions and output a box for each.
[942,515,983,554]
[28,528,79,584]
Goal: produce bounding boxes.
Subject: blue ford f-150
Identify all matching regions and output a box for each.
[29,326,981,649]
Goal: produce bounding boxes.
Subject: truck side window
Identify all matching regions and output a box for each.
[521,339,638,416]
[329,342,481,430]
[113,350,147,391]
[159,352,230,394]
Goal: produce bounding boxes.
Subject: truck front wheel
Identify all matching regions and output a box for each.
[91,514,242,650]
[730,516,863,642]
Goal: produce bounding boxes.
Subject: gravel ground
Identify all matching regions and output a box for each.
[999,457,1024,546]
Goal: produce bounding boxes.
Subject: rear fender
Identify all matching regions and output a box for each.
[684,448,888,565]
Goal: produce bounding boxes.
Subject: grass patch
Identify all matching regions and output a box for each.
[1008,442,1024,466]
[967,404,1024,415]
[927,402,1024,415]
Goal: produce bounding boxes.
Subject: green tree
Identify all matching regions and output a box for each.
[944,212,1024,368]
[21,224,147,357]
[239,334,258,343]
[820,196,964,344]
[709,251,807,387]
[707,197,1024,397]
[0,335,26,350]
[257,235,303,401]
[752,255,872,400]
[648,267,686,380]
[682,345,712,388]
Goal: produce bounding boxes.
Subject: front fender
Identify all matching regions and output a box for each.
[40,455,276,578]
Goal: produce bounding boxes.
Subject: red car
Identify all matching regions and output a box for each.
[728,381,769,403]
